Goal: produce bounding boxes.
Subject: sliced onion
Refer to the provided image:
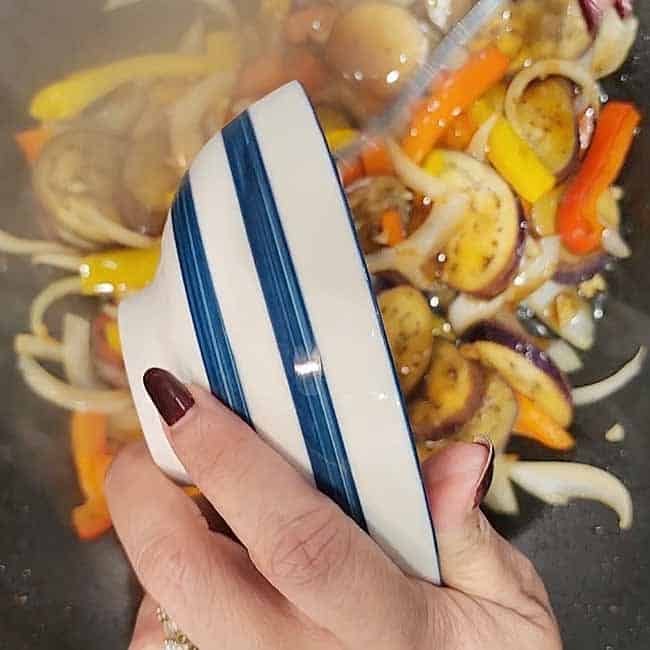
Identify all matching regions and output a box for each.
[168,71,235,169]
[448,291,506,334]
[581,7,638,79]
[511,236,561,299]
[572,346,646,405]
[30,276,82,338]
[385,139,447,199]
[63,314,100,389]
[17,354,132,414]
[601,228,631,259]
[31,253,83,271]
[466,112,498,162]
[525,280,595,350]
[14,334,63,363]
[484,454,520,516]
[509,461,633,529]
[505,59,601,143]
[365,194,469,289]
[0,229,75,257]
[546,339,584,374]
[605,422,625,442]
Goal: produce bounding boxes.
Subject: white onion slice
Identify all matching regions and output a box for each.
[168,71,235,169]
[509,461,633,529]
[525,280,595,351]
[17,355,132,414]
[448,292,506,334]
[366,194,468,289]
[31,253,83,271]
[601,228,631,259]
[605,423,625,443]
[582,7,639,79]
[30,276,82,338]
[63,314,100,389]
[466,112,498,162]
[0,229,75,257]
[546,339,584,374]
[572,347,647,406]
[385,139,447,198]
[14,334,64,363]
[484,454,520,516]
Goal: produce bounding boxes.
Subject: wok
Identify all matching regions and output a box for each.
[0,2,649,648]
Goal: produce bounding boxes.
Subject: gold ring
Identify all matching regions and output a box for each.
[156,606,199,650]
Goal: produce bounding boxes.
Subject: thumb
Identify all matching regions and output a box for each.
[423,441,553,615]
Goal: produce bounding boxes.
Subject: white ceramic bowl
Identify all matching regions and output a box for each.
[119,82,440,583]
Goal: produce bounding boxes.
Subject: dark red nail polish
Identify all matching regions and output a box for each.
[143,368,195,426]
[473,437,495,509]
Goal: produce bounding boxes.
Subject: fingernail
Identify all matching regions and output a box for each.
[143,368,195,426]
[472,437,495,509]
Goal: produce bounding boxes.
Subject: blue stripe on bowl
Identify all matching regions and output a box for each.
[171,177,251,424]
[223,112,367,530]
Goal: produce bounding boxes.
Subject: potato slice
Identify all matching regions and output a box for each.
[409,339,485,440]
[431,151,523,299]
[455,373,518,453]
[378,286,437,395]
[516,77,578,178]
[462,322,573,427]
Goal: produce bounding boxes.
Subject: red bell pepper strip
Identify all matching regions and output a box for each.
[557,101,640,255]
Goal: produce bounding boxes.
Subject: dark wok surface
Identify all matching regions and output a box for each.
[1,2,649,648]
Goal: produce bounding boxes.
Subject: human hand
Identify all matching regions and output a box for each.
[105,368,562,649]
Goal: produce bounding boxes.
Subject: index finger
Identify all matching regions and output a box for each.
[143,369,429,649]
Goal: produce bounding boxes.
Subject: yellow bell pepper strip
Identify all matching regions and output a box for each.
[513,392,576,451]
[70,412,113,541]
[401,47,510,164]
[14,127,52,164]
[30,54,222,122]
[557,101,641,255]
[486,117,556,203]
[79,245,160,296]
[325,128,360,153]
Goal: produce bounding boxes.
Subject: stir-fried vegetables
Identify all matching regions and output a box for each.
[401,46,510,163]
[1,0,643,540]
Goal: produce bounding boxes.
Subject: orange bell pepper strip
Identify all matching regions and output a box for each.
[557,101,641,255]
[14,127,51,164]
[360,138,393,177]
[381,209,406,246]
[513,392,576,451]
[401,47,510,164]
[337,138,394,187]
[70,412,114,540]
[441,112,477,150]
